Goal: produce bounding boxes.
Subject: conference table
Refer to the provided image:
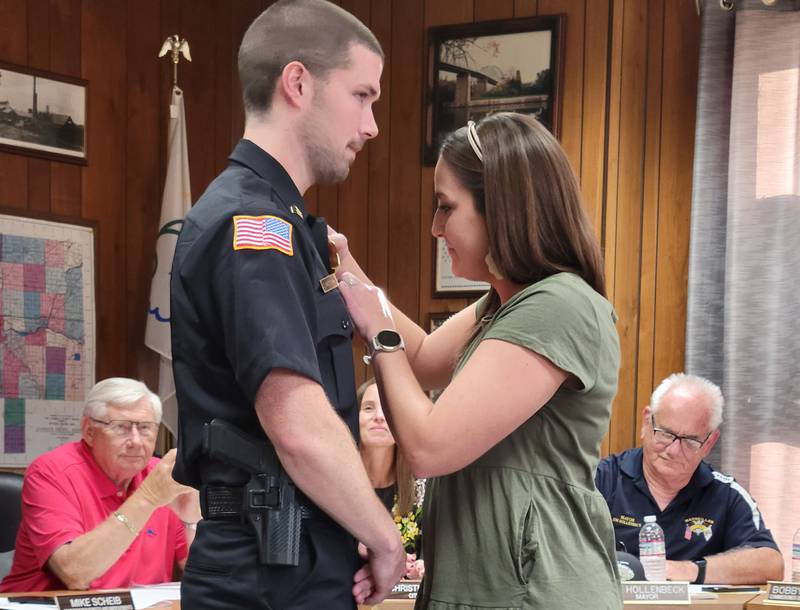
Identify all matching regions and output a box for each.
[4,589,773,609]
[359,593,765,609]
[134,593,793,610]
[358,592,780,610]
[744,590,800,609]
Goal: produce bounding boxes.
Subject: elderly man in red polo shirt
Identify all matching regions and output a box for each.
[0,378,200,591]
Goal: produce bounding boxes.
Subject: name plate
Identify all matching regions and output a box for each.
[623,581,690,604]
[766,581,800,605]
[56,591,135,610]
[388,580,420,599]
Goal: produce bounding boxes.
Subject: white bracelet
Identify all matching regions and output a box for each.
[182,520,198,531]
[113,510,140,535]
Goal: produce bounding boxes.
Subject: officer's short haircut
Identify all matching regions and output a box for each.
[238,0,383,117]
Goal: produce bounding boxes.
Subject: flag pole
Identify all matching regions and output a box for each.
[148,37,193,443]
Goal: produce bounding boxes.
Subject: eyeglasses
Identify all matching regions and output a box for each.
[90,418,159,439]
[650,415,712,454]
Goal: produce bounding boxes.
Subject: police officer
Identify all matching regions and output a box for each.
[169,1,406,608]
[596,373,783,585]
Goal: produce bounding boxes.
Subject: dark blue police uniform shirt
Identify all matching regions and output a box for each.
[170,139,357,487]
[595,448,778,560]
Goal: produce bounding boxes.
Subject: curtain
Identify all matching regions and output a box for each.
[686,0,800,580]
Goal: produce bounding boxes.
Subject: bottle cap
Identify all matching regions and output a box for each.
[644,515,656,523]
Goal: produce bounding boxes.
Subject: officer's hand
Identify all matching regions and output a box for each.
[137,449,195,508]
[352,540,405,605]
[338,272,395,342]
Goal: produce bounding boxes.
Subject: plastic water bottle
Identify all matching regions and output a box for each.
[792,527,800,583]
[639,515,666,581]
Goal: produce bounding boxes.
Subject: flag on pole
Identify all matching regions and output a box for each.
[146,86,191,435]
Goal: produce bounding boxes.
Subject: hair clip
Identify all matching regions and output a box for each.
[466,120,483,162]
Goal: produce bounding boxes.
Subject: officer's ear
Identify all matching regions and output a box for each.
[279,61,314,110]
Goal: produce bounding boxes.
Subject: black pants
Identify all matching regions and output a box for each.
[181,517,359,610]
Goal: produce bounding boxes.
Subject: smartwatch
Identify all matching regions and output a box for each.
[692,558,707,584]
[363,329,404,365]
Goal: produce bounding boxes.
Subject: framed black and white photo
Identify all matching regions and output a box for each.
[0,62,87,164]
[433,237,490,298]
[423,15,565,165]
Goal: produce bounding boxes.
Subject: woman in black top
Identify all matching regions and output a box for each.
[358,379,424,579]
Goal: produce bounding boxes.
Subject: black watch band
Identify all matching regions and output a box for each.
[692,558,707,584]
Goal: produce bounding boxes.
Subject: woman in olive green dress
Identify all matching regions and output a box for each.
[336,112,622,609]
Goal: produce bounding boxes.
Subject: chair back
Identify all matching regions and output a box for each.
[0,471,24,553]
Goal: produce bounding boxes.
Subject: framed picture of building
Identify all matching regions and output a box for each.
[0,62,88,164]
[422,15,565,165]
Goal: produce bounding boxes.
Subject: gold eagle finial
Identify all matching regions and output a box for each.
[158,35,191,87]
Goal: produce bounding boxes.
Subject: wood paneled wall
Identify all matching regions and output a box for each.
[0,0,699,454]
[603,0,700,453]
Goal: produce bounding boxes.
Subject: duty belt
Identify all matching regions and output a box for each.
[202,484,320,520]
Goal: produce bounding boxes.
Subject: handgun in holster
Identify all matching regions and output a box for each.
[202,418,302,566]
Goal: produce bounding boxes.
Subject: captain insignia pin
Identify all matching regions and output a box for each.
[319,238,341,293]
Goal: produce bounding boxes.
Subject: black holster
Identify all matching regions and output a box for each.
[201,419,302,566]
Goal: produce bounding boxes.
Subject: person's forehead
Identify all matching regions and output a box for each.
[657,390,711,432]
[105,397,155,420]
[361,384,380,403]
[336,45,382,86]
[434,160,466,195]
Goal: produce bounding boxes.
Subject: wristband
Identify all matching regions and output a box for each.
[113,510,140,535]
[182,520,199,530]
[692,558,707,584]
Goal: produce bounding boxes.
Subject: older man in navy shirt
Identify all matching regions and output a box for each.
[596,373,783,584]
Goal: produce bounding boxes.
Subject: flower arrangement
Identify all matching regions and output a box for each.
[394,503,422,552]
[393,479,425,552]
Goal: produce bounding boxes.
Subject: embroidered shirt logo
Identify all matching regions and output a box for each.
[612,514,642,528]
[684,517,714,541]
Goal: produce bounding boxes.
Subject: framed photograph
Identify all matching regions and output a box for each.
[0,209,97,466]
[0,62,88,164]
[433,237,490,298]
[422,15,565,165]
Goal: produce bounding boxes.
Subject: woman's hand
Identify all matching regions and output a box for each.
[327,225,351,278]
[338,272,395,342]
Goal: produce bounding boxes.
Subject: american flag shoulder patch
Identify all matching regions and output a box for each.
[233,214,294,255]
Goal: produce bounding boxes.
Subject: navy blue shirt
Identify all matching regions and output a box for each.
[595,448,778,560]
[170,139,357,488]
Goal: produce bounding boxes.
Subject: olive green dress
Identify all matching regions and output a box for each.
[415,273,623,610]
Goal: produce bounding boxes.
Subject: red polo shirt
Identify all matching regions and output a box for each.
[0,441,188,592]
